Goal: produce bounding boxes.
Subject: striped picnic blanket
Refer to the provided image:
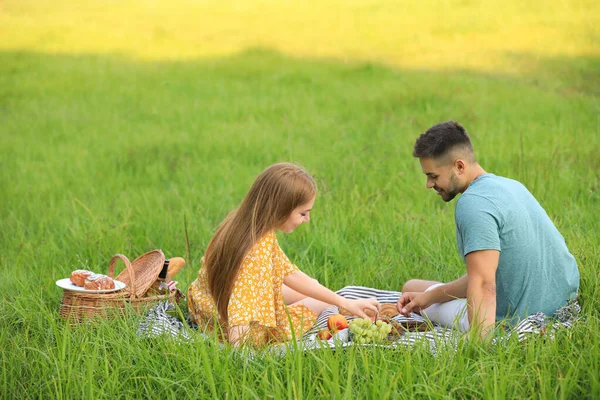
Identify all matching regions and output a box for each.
[136,286,580,354]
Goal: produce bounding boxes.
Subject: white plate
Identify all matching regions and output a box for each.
[56,278,126,293]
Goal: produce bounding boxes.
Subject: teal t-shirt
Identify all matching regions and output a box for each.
[455,174,579,324]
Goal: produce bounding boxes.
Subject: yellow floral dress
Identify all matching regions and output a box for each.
[187,231,317,345]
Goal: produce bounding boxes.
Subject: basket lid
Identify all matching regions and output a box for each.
[115,249,165,298]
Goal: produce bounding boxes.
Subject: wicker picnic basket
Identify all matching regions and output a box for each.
[59,249,178,323]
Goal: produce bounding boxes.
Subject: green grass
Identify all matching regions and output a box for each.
[1,1,599,399]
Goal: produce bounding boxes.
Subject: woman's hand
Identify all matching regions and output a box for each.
[339,297,380,319]
[284,271,381,318]
[228,324,249,346]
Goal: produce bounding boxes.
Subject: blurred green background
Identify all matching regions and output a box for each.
[1,1,599,398]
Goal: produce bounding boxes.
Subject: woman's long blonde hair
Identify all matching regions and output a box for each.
[204,163,317,321]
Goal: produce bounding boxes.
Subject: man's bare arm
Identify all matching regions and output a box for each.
[465,250,499,340]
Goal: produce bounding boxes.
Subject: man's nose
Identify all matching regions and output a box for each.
[426,180,435,189]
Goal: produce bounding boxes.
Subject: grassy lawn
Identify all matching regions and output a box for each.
[1,0,599,398]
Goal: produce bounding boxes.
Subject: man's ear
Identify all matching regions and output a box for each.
[455,159,466,174]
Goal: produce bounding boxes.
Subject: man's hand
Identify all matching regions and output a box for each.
[396,291,434,317]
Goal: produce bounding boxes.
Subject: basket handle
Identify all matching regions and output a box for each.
[108,254,137,298]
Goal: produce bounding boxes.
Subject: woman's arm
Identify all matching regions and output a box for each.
[284,270,379,318]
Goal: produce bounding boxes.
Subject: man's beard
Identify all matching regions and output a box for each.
[435,171,460,202]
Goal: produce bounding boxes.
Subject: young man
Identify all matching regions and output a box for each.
[397,121,580,339]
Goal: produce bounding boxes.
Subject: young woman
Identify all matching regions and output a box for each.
[188,163,379,346]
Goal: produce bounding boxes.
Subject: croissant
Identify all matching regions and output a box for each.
[338,303,400,319]
[70,270,94,287]
[84,274,115,290]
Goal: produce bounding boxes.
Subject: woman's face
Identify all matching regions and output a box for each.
[277,196,315,233]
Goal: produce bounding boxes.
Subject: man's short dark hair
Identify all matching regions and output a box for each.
[413,120,474,160]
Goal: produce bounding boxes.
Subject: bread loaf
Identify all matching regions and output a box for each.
[70,270,94,287]
[166,257,186,280]
[84,274,115,290]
